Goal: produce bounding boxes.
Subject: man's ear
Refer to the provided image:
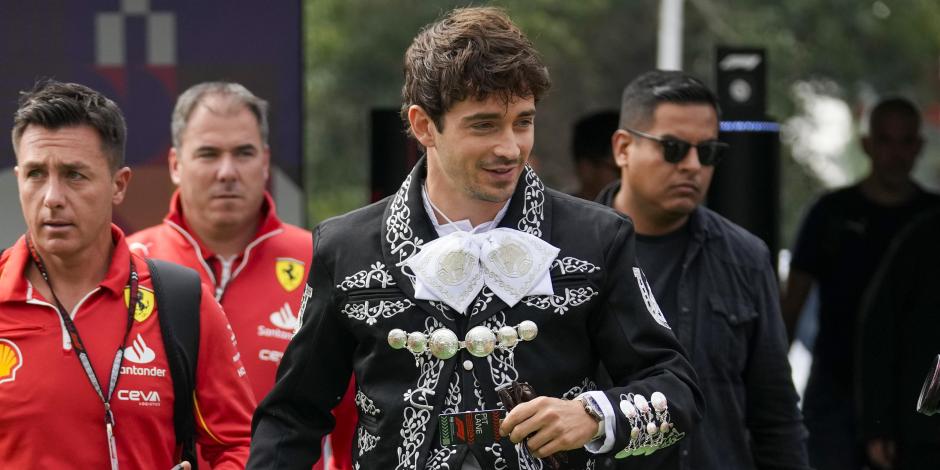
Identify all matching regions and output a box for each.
[612,129,633,168]
[262,145,271,182]
[168,147,182,186]
[112,167,132,205]
[408,105,438,148]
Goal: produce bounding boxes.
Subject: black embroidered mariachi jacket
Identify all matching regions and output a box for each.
[248,160,703,470]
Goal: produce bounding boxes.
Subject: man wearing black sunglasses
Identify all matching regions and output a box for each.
[597,70,809,470]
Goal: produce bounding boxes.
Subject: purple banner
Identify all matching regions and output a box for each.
[0,0,303,238]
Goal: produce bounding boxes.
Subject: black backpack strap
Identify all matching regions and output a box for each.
[146,258,201,469]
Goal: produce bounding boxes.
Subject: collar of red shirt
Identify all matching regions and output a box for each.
[163,190,284,260]
[0,224,135,303]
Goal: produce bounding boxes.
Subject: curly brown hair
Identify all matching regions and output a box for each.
[400,6,551,134]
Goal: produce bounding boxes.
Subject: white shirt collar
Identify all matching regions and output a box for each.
[421,183,511,237]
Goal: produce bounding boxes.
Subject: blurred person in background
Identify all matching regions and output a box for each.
[857,207,940,469]
[570,110,620,201]
[782,97,940,469]
[127,82,354,470]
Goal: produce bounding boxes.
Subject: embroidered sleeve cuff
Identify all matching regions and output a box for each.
[580,391,616,454]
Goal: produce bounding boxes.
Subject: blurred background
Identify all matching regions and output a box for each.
[4,0,940,246]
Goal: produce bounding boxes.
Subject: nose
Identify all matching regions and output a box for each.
[677,146,703,172]
[217,154,238,182]
[493,127,522,160]
[42,176,66,209]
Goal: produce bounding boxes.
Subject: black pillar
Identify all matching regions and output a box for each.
[370,109,421,203]
[707,47,780,264]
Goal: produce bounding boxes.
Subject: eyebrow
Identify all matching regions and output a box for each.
[658,133,720,143]
[62,162,92,172]
[194,144,259,153]
[19,160,93,172]
[234,144,258,153]
[461,108,537,122]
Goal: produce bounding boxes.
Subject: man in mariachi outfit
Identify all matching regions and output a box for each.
[248,7,702,470]
[127,82,354,469]
[0,81,255,469]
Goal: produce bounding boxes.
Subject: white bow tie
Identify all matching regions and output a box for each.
[405,228,560,314]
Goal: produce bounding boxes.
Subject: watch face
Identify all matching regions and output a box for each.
[581,396,603,421]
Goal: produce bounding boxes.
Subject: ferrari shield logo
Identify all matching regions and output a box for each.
[124,286,156,323]
[276,258,305,292]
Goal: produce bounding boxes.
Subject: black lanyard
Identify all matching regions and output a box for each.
[27,237,137,470]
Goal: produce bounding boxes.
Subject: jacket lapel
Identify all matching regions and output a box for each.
[380,159,459,329]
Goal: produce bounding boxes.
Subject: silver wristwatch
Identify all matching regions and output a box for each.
[577,395,605,440]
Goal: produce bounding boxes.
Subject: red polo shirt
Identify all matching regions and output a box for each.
[0,226,255,469]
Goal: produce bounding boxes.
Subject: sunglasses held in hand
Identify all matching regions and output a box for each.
[625,127,729,166]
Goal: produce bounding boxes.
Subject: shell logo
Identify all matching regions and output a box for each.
[0,339,23,385]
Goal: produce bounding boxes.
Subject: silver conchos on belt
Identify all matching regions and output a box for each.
[387,321,538,359]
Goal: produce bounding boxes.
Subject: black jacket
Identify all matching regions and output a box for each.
[598,181,809,470]
[249,161,702,469]
[859,209,940,448]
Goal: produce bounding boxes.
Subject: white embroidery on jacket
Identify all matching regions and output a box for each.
[469,287,496,317]
[386,174,424,285]
[338,262,396,291]
[522,287,598,315]
[294,284,313,335]
[342,298,414,325]
[551,257,600,275]
[562,377,598,400]
[357,426,380,456]
[355,389,380,417]
[482,313,519,388]
[516,166,545,238]
[632,267,671,329]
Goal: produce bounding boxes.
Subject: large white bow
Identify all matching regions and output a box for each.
[405,228,560,313]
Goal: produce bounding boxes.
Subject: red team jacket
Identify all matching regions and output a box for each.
[0,226,255,469]
[127,191,356,469]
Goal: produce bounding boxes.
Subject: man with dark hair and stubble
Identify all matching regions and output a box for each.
[249,7,702,470]
[0,80,255,469]
[596,70,809,469]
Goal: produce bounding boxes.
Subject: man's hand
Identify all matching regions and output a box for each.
[867,438,895,469]
[170,462,191,470]
[499,396,598,459]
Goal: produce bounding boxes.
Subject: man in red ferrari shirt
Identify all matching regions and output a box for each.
[0,80,255,469]
[126,82,354,469]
